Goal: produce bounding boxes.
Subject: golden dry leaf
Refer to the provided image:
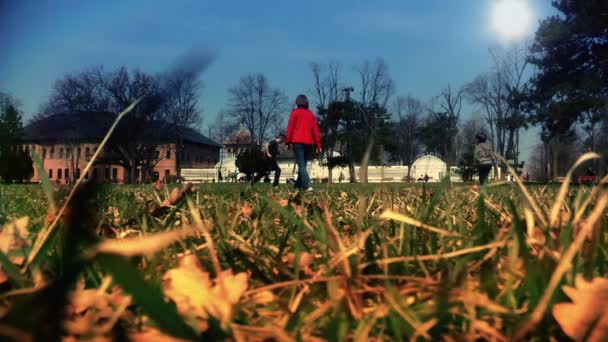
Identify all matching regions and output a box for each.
[64,284,132,338]
[241,203,253,218]
[283,252,314,275]
[163,254,248,330]
[553,276,608,342]
[210,270,249,320]
[0,217,29,253]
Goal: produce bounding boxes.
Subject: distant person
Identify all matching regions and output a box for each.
[474,132,493,186]
[339,171,344,183]
[423,174,429,183]
[286,95,322,191]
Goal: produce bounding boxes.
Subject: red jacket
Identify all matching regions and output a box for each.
[286,108,322,149]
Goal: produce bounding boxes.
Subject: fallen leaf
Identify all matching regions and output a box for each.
[163,254,248,330]
[0,217,29,253]
[553,276,608,342]
[241,203,253,218]
[283,252,314,275]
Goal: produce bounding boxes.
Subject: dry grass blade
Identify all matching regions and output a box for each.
[322,207,352,277]
[187,199,221,277]
[23,99,141,271]
[359,240,506,269]
[513,192,608,341]
[494,153,548,227]
[91,226,202,257]
[549,152,601,227]
[573,174,608,222]
[244,276,343,295]
[380,211,461,237]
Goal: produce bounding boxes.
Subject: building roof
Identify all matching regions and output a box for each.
[412,155,447,167]
[22,112,220,147]
[224,129,254,145]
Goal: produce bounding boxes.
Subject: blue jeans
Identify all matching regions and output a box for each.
[293,144,313,189]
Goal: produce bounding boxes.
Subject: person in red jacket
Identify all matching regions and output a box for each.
[286,95,322,191]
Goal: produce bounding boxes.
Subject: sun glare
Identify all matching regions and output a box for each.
[490,0,533,40]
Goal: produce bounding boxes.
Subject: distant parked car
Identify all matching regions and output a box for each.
[577,175,597,184]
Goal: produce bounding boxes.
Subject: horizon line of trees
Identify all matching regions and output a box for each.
[2,0,606,183]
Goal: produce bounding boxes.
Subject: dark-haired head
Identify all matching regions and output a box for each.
[276,133,286,141]
[475,132,487,143]
[295,95,309,109]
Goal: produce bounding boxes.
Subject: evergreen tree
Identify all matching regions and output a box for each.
[0,95,33,183]
[528,0,608,136]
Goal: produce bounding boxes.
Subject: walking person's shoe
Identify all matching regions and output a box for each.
[305,187,314,192]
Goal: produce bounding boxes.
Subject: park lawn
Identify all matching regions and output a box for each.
[0,180,605,340]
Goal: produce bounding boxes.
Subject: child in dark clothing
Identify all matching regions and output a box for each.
[251,133,285,187]
[265,133,285,187]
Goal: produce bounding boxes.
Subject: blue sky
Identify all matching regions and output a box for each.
[1,0,556,161]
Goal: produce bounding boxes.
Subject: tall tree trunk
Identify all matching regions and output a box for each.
[348,162,357,183]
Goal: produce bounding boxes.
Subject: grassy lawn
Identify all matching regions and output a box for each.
[0,181,605,340]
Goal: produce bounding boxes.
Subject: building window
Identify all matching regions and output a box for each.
[75,168,81,179]
[58,148,64,159]
[65,169,69,180]
[155,150,160,160]
[57,169,62,180]
[49,169,53,179]
[66,147,72,158]
[42,148,47,159]
[85,147,91,158]
[50,147,55,159]
[77,147,81,157]
[112,168,117,180]
[165,170,170,178]
[166,150,171,160]
[105,168,110,180]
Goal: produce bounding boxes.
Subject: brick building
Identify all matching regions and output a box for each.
[22,112,221,183]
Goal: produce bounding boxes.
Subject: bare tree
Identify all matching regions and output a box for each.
[40,66,109,115]
[351,58,395,183]
[161,49,214,129]
[424,84,462,165]
[162,70,202,129]
[310,61,341,111]
[355,58,394,109]
[310,61,342,182]
[227,74,288,145]
[465,44,531,177]
[393,95,422,178]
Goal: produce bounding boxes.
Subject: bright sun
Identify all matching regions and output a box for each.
[490,0,533,40]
